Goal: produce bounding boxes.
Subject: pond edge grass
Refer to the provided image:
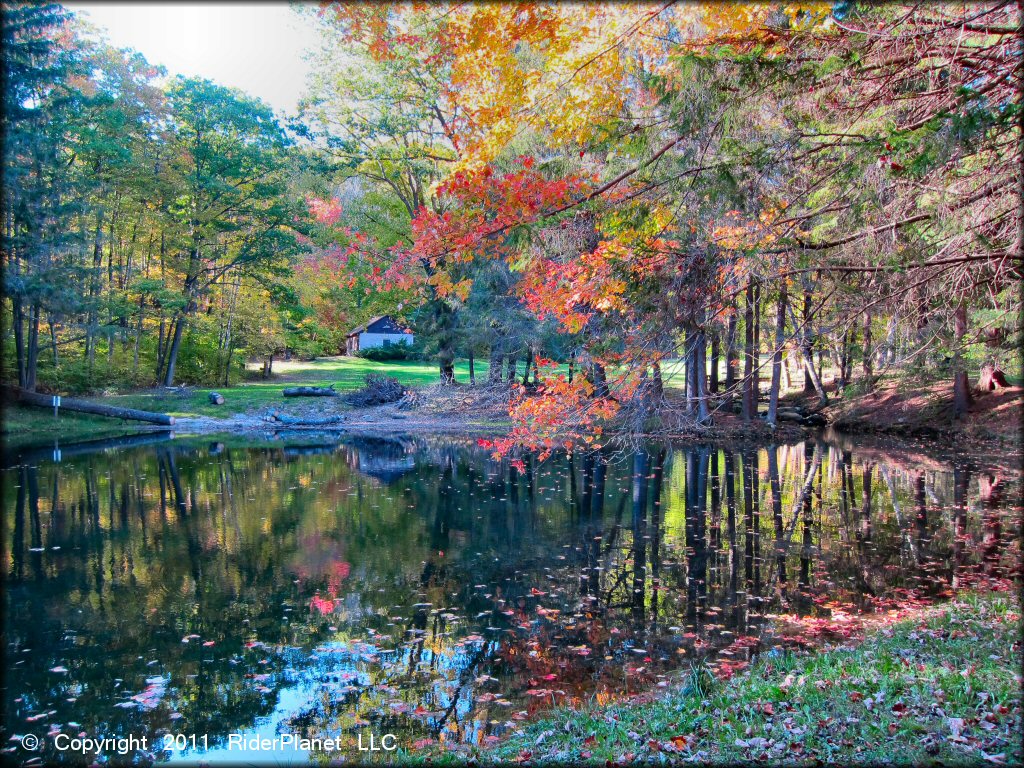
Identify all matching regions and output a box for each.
[406,590,1021,766]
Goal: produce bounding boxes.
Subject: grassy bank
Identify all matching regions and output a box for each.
[415,591,1021,765]
[1,357,486,450]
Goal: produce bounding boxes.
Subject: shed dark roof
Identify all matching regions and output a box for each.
[346,315,413,337]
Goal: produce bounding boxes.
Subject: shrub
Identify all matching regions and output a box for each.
[356,340,421,361]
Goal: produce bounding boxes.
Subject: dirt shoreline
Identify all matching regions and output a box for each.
[9,379,1020,473]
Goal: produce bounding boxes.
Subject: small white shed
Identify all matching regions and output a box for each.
[345,316,414,355]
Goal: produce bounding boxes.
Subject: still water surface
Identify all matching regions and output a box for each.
[2,433,1018,764]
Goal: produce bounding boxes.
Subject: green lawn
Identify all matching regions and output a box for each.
[2,357,490,450]
[106,357,493,417]
[407,591,1021,765]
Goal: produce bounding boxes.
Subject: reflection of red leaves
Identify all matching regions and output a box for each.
[333,561,351,580]
[310,595,336,615]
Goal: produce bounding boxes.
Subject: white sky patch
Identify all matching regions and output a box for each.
[64,2,325,117]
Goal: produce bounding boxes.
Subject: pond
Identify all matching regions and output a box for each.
[2,433,1018,765]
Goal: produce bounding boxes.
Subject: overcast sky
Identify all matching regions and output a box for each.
[65,2,324,117]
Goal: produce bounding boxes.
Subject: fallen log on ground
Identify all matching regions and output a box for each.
[7,388,175,425]
[208,392,225,405]
[282,385,338,397]
[266,410,345,426]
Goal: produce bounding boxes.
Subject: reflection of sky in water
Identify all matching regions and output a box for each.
[2,435,1018,764]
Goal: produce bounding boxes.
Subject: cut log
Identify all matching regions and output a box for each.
[978,364,1010,391]
[7,388,175,425]
[208,392,225,405]
[282,385,337,397]
[267,410,344,426]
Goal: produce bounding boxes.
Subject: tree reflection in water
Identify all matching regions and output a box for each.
[2,436,1018,762]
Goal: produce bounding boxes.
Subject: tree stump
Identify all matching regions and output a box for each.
[977,364,1009,391]
[208,392,225,405]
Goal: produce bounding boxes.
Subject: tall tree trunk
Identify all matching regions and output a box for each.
[223,346,234,386]
[12,295,25,388]
[652,360,663,399]
[438,345,455,385]
[685,330,697,417]
[593,362,609,398]
[952,303,973,418]
[752,283,761,413]
[767,282,787,427]
[709,331,720,394]
[25,302,40,391]
[802,289,815,393]
[862,310,874,385]
[506,355,517,384]
[133,297,144,376]
[488,346,503,384]
[802,348,828,407]
[162,315,186,386]
[163,235,201,387]
[694,326,710,424]
[49,317,59,367]
[85,211,103,370]
[522,348,533,386]
[789,302,828,406]
[106,211,117,366]
[742,283,756,422]
[156,316,168,381]
[725,310,739,409]
[468,349,476,385]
